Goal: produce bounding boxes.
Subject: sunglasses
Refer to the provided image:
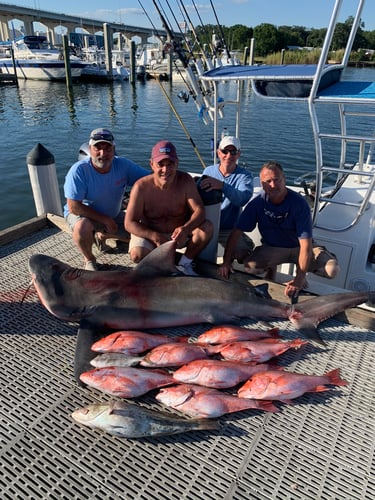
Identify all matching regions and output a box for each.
[220,148,239,156]
[90,132,114,142]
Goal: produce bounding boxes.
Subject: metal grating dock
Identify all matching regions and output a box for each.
[0,224,374,500]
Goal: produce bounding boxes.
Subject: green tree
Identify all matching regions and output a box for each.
[226,24,253,50]
[278,25,309,47]
[306,28,326,47]
[253,23,281,56]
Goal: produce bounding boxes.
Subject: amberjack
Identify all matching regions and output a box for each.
[29,240,375,345]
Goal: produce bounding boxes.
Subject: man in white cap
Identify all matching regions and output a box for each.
[64,128,149,270]
[125,140,213,276]
[200,135,254,263]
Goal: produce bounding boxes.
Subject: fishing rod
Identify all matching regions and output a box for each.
[151,0,213,122]
[176,0,215,77]
[137,0,200,110]
[156,78,207,169]
[190,0,217,59]
[209,0,232,62]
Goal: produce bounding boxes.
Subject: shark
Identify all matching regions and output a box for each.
[28,240,374,345]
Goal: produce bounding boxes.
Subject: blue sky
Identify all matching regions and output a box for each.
[6,1,375,32]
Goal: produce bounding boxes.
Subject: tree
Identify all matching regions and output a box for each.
[253,23,281,56]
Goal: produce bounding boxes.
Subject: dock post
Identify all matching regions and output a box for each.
[63,34,73,93]
[130,41,136,84]
[103,23,113,78]
[26,143,63,217]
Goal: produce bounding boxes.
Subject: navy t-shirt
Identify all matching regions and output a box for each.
[237,188,312,248]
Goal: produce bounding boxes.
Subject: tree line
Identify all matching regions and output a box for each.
[194,17,375,60]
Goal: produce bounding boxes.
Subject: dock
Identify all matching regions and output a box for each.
[0,215,374,499]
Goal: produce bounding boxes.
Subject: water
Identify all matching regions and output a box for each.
[1,67,374,231]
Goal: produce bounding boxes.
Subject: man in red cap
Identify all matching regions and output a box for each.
[125,140,213,276]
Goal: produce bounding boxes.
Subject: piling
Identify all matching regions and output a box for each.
[26,143,63,217]
[103,23,113,78]
[130,40,136,84]
[63,35,73,94]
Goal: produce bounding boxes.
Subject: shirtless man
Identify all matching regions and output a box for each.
[125,140,213,276]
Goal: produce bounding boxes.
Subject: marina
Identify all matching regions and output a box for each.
[0,0,374,498]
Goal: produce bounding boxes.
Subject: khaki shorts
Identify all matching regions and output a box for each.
[128,233,191,252]
[246,244,338,278]
[66,212,125,231]
[218,230,254,263]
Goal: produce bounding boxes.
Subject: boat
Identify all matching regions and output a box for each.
[135,43,186,80]
[0,35,86,81]
[80,46,130,82]
[194,0,375,296]
[0,1,374,498]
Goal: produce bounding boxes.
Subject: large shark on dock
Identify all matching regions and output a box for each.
[28,241,374,345]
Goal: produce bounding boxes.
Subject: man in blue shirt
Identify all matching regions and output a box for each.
[219,161,340,298]
[64,128,149,270]
[200,136,254,262]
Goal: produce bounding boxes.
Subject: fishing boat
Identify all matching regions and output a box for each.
[80,46,130,82]
[0,35,86,81]
[0,1,374,499]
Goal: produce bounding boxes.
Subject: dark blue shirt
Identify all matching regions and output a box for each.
[237,188,312,248]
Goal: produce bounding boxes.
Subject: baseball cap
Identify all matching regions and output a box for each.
[219,136,241,151]
[151,140,178,163]
[89,128,115,146]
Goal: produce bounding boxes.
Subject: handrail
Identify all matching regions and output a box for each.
[315,170,375,231]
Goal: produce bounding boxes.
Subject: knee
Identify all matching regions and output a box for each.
[129,247,150,263]
[325,259,340,279]
[202,219,214,240]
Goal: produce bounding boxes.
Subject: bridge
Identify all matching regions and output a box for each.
[0,2,179,47]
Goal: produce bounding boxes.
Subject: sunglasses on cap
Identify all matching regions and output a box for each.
[220,148,239,156]
[90,132,114,142]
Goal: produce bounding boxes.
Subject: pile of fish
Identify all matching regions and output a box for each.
[71,325,348,438]
[28,240,361,438]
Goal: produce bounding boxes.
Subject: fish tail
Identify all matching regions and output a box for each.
[260,400,279,413]
[290,338,309,349]
[195,419,221,429]
[313,385,331,392]
[325,368,348,386]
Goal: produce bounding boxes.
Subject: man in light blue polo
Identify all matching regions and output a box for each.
[64,128,149,270]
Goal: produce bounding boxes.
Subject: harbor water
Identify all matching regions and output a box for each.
[0,66,374,232]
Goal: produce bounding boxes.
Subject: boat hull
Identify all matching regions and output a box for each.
[0,59,84,81]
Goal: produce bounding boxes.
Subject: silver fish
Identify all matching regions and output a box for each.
[71,400,220,438]
[29,240,375,345]
[90,352,143,368]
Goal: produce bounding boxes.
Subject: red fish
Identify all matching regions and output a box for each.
[156,384,278,418]
[140,343,209,368]
[196,325,280,344]
[237,368,348,403]
[80,366,174,398]
[91,330,188,355]
[206,338,307,363]
[173,359,277,389]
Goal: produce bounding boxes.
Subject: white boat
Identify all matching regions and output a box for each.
[80,46,130,82]
[0,35,86,81]
[193,0,375,295]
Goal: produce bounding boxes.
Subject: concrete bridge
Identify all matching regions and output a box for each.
[0,2,179,47]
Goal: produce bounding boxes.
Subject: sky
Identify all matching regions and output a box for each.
[4,1,375,33]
